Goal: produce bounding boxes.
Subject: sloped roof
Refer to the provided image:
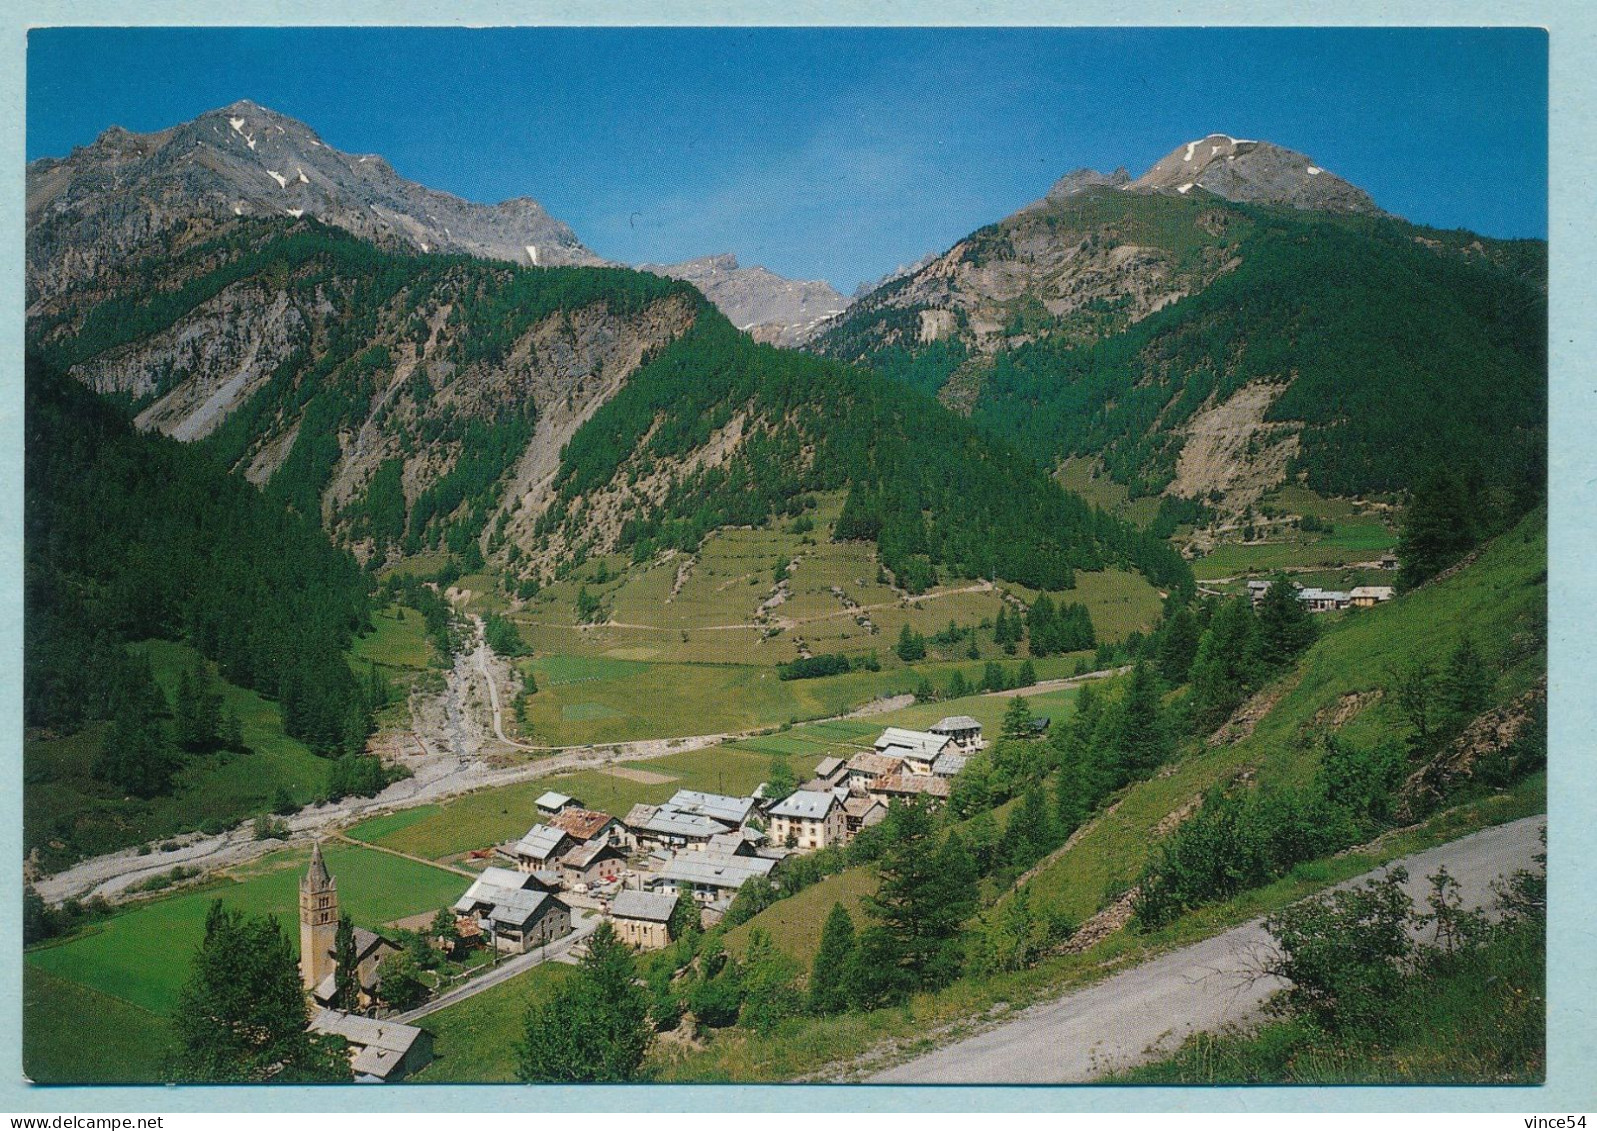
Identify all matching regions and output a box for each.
[846,751,902,776]
[535,791,576,810]
[667,789,756,826]
[813,756,845,778]
[513,824,570,861]
[303,841,334,890]
[931,716,980,733]
[768,789,839,820]
[875,727,950,761]
[844,795,886,818]
[454,868,552,914]
[562,839,625,869]
[653,850,777,890]
[309,1009,427,1080]
[610,889,678,923]
[625,803,732,840]
[931,752,969,777]
[550,807,619,842]
[1350,586,1395,599]
[872,772,952,798]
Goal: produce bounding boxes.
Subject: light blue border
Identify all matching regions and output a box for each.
[3,2,1591,1115]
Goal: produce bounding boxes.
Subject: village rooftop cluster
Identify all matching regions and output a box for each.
[291,716,990,1081]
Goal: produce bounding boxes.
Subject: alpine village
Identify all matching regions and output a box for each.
[22,102,1547,1087]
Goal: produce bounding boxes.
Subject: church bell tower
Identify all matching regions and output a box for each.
[299,841,339,992]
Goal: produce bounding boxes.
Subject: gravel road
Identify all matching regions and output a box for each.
[868,814,1546,1084]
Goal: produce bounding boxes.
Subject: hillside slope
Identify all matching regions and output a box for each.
[812,141,1545,515]
[28,218,1191,603]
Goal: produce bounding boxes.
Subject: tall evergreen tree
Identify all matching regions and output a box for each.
[169,900,351,1083]
[808,903,857,1015]
[1155,605,1202,685]
[1254,577,1317,670]
[1002,694,1034,741]
[517,922,651,1082]
[1397,467,1477,590]
[1439,635,1494,729]
[1188,598,1263,730]
[331,914,360,1013]
[1112,660,1172,777]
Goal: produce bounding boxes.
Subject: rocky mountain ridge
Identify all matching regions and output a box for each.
[26,100,604,309]
[638,253,848,346]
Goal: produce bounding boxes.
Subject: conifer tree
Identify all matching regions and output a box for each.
[1397,467,1477,590]
[169,900,351,1083]
[517,922,651,1082]
[331,914,360,1012]
[1255,577,1316,669]
[808,902,857,1016]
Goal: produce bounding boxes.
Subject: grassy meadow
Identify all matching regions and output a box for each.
[26,841,465,1017]
[407,963,578,1083]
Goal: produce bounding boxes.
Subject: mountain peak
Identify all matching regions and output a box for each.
[1046,167,1131,200]
[1129,133,1385,215]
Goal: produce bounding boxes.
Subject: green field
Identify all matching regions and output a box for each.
[352,604,435,671]
[342,805,442,844]
[722,867,880,963]
[23,964,173,1084]
[407,963,578,1083]
[26,842,466,1016]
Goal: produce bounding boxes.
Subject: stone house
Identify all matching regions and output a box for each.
[308,1009,434,1083]
[766,789,849,851]
[608,889,678,951]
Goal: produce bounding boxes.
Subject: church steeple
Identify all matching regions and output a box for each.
[299,841,339,991]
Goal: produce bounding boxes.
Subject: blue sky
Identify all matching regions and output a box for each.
[27,27,1547,292]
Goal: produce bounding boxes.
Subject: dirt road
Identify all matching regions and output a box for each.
[866,815,1545,1084]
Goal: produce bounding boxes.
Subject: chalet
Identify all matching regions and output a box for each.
[453,868,572,953]
[869,772,952,804]
[1297,588,1351,613]
[624,803,733,852]
[310,927,400,1010]
[931,750,969,777]
[608,889,678,950]
[1379,553,1400,571]
[873,727,954,774]
[666,789,757,828]
[930,716,985,753]
[766,789,848,851]
[842,795,888,837]
[647,850,779,905]
[549,807,625,847]
[1027,716,1052,737]
[308,1009,433,1083]
[1246,579,1273,608]
[535,791,582,818]
[845,751,902,795]
[510,824,574,872]
[1350,585,1396,608]
[811,755,848,788]
[561,839,628,888]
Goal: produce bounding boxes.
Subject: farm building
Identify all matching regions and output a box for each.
[844,751,902,795]
[549,807,625,846]
[766,789,849,851]
[647,850,779,905]
[1298,588,1352,613]
[535,791,582,817]
[625,803,734,852]
[869,772,952,804]
[608,889,679,950]
[930,716,985,752]
[665,789,757,828]
[843,795,888,836]
[873,727,954,774]
[309,1009,434,1083]
[561,840,627,888]
[510,824,574,872]
[1350,585,1396,607]
[811,756,848,787]
[453,868,572,953]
